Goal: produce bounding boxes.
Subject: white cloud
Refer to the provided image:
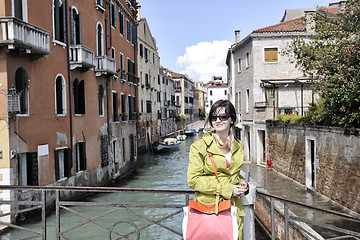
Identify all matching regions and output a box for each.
[175,40,232,83]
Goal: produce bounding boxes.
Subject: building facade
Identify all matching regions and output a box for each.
[205,78,229,115]
[0,0,138,221]
[136,17,160,152]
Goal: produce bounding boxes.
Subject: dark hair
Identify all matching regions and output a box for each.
[207,100,237,128]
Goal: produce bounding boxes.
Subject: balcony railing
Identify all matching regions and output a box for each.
[69,45,95,70]
[0,17,50,57]
[95,55,116,76]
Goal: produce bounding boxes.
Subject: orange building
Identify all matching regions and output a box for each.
[0,0,138,218]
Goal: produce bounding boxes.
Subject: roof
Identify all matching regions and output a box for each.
[208,83,228,88]
[253,17,306,33]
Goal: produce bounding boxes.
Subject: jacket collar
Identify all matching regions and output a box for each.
[202,132,242,155]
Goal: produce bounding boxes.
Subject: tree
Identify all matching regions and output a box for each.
[286,0,360,131]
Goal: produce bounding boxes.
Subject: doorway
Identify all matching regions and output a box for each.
[305,137,316,189]
[257,130,266,165]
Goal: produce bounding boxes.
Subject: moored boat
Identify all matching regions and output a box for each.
[184,129,197,136]
[152,138,181,152]
[177,135,187,141]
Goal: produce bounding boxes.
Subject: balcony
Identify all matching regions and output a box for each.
[95,55,116,76]
[0,17,50,58]
[69,45,95,70]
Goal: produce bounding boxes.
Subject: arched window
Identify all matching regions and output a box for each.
[98,85,104,116]
[70,7,81,45]
[53,0,65,43]
[55,75,66,115]
[73,79,85,114]
[96,23,103,56]
[15,67,29,114]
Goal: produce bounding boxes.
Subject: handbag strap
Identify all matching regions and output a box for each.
[201,138,221,214]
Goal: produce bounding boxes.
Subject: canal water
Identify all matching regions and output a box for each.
[1,133,269,239]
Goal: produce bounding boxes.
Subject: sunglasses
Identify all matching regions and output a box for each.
[210,113,230,122]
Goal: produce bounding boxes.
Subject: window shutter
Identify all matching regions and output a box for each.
[264,48,278,63]
[26,152,39,186]
[77,13,82,44]
[64,148,71,177]
[54,150,60,181]
[70,9,74,45]
[79,80,85,114]
[80,143,86,170]
[62,3,66,43]
[109,2,113,26]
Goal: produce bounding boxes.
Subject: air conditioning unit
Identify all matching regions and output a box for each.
[7,88,20,112]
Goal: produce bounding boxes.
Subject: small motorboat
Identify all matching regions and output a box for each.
[152,138,181,152]
[184,129,197,136]
[177,135,187,141]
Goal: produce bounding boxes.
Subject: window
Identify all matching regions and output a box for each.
[225,90,227,95]
[122,138,125,161]
[119,53,124,71]
[246,89,249,113]
[100,135,109,166]
[210,100,213,106]
[146,100,152,113]
[119,10,124,35]
[73,79,85,114]
[110,1,116,28]
[144,47,148,61]
[15,67,29,114]
[75,142,86,172]
[96,23,103,56]
[210,90,212,96]
[128,95,133,120]
[111,47,115,59]
[238,58,241,72]
[113,91,119,121]
[53,0,65,43]
[98,85,104,116]
[121,94,126,121]
[139,44,143,57]
[245,52,250,68]
[70,7,81,45]
[14,0,27,21]
[55,75,66,115]
[18,152,38,186]
[54,148,71,180]
[129,135,135,160]
[141,100,143,113]
[126,19,131,42]
[264,47,278,63]
[153,53,155,64]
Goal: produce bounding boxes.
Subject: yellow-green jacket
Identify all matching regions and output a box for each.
[187,132,246,217]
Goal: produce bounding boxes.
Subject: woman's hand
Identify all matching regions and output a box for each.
[232,182,249,198]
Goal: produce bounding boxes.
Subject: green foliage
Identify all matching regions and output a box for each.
[199,108,206,120]
[284,0,360,130]
[275,114,304,123]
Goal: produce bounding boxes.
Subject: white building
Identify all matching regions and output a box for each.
[205,80,229,114]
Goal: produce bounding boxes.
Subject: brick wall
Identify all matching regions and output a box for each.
[267,121,360,213]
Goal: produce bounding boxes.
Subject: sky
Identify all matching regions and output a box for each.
[138,0,335,83]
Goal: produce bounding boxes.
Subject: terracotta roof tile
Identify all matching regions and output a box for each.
[208,83,228,88]
[253,17,306,33]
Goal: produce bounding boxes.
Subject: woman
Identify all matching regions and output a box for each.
[187,99,248,240]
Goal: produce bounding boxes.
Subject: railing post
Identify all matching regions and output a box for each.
[271,198,275,240]
[41,190,46,240]
[284,202,289,240]
[242,182,256,240]
[56,190,60,240]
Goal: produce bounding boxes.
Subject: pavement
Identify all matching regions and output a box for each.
[241,162,360,239]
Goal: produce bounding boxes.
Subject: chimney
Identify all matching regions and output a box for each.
[136,6,141,21]
[305,10,316,33]
[235,30,240,43]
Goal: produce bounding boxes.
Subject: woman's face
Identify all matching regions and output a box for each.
[210,107,232,134]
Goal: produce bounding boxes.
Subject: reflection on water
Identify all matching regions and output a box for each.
[1,135,201,240]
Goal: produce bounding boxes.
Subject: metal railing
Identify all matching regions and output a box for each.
[0,185,193,240]
[0,186,359,240]
[257,191,360,240]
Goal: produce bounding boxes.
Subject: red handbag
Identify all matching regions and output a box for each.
[183,151,238,240]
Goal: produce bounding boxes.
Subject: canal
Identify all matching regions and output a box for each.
[1,133,269,239]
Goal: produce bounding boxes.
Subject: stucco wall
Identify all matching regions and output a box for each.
[267,121,360,213]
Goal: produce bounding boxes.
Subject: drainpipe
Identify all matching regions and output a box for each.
[104,3,111,166]
[64,0,74,171]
